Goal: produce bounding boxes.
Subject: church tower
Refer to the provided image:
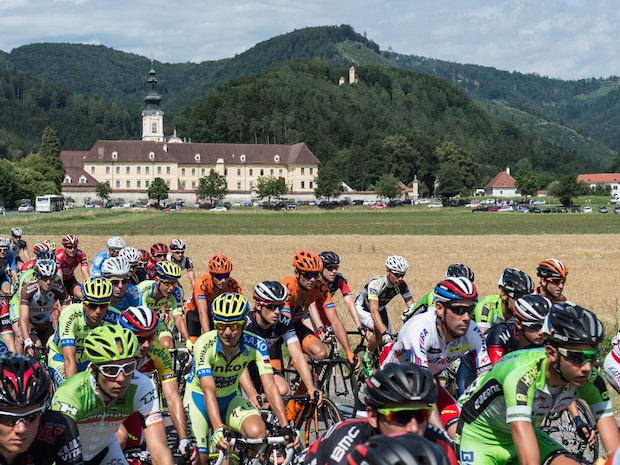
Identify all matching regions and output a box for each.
[142,62,164,142]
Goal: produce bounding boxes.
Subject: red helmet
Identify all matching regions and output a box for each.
[62,234,79,246]
[150,242,168,256]
[209,254,233,274]
[434,277,478,303]
[138,249,150,265]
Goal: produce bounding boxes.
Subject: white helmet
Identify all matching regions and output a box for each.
[101,257,130,278]
[34,259,58,279]
[385,255,408,275]
[169,238,186,252]
[0,237,10,249]
[10,227,22,237]
[119,247,140,266]
[120,305,158,333]
[106,236,126,250]
[253,281,288,304]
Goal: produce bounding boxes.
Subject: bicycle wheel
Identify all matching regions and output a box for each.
[353,345,369,410]
[301,397,341,446]
[324,360,358,419]
[539,399,601,465]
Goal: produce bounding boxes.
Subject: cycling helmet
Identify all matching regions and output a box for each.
[446,263,475,282]
[543,302,604,345]
[347,433,450,465]
[32,242,51,258]
[44,239,57,253]
[433,277,478,303]
[10,227,22,238]
[253,281,288,304]
[385,255,408,274]
[293,250,323,273]
[513,294,551,324]
[498,268,534,298]
[120,305,158,335]
[84,325,139,365]
[0,354,51,408]
[138,249,150,266]
[319,251,340,266]
[107,236,126,250]
[150,242,168,256]
[34,259,58,279]
[169,238,186,252]
[81,277,113,304]
[119,247,140,266]
[537,258,568,280]
[364,363,437,408]
[155,261,182,281]
[0,237,10,249]
[209,254,233,274]
[101,257,130,278]
[212,292,249,322]
[61,234,79,246]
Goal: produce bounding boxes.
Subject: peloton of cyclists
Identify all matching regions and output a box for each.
[90,236,125,278]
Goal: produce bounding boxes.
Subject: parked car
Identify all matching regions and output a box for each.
[488,205,501,212]
[465,202,481,208]
[352,199,364,205]
[472,205,489,212]
[529,207,542,213]
[285,204,297,211]
[18,204,34,213]
[557,207,568,213]
[599,205,608,213]
[371,203,388,209]
[583,206,592,213]
[533,200,546,205]
[427,203,443,209]
[614,206,620,214]
[571,206,581,213]
[210,206,227,212]
[498,206,514,212]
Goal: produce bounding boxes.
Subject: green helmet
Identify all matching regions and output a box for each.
[84,325,139,365]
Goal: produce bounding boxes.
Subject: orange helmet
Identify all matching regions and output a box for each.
[293,250,323,273]
[209,254,232,274]
[536,258,567,280]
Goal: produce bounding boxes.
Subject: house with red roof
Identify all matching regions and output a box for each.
[484,168,518,197]
[576,173,620,197]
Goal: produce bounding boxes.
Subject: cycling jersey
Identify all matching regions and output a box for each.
[473,294,503,330]
[304,418,458,465]
[245,310,298,369]
[0,332,8,353]
[19,275,66,324]
[281,276,335,324]
[355,275,411,330]
[9,269,35,323]
[166,252,194,271]
[20,259,35,272]
[603,331,620,393]
[0,410,84,465]
[136,339,177,384]
[0,252,17,284]
[137,280,181,319]
[110,283,142,311]
[89,250,109,278]
[324,272,352,297]
[186,273,242,314]
[51,370,162,462]
[1,299,10,337]
[56,248,88,281]
[409,289,434,315]
[145,259,156,280]
[456,348,612,465]
[8,238,27,259]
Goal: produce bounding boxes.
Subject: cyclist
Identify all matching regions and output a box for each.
[119,247,142,285]
[402,263,475,322]
[0,300,12,353]
[8,227,29,267]
[101,257,142,311]
[318,251,366,337]
[305,363,457,465]
[0,354,84,465]
[167,238,196,288]
[282,250,357,365]
[117,305,198,464]
[90,236,125,278]
[456,303,619,465]
[345,433,450,465]
[145,243,168,280]
[603,330,620,394]
[19,242,53,272]
[47,277,120,384]
[242,281,321,406]
[184,292,295,462]
[136,249,150,283]
[185,254,242,343]
[0,238,18,295]
[19,259,67,357]
[56,234,89,301]
[473,267,534,332]
[51,324,174,465]
[382,276,490,438]
[536,258,571,303]
[138,261,190,349]
[355,255,414,373]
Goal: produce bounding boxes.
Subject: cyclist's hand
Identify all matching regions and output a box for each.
[248,394,262,411]
[381,331,392,346]
[159,311,170,325]
[184,338,194,354]
[211,425,229,451]
[281,426,299,449]
[24,338,35,357]
[574,416,596,447]
[401,305,417,323]
[347,350,361,370]
[178,439,199,465]
[316,326,326,342]
[309,389,323,408]
[357,325,369,340]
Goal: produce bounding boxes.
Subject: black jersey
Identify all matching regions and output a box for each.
[325,273,352,297]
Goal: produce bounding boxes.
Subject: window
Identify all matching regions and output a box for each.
[192,181,196,189]
[105,180,110,186]
[145,180,150,188]
[191,168,196,176]
[79,176,87,184]
[249,169,253,176]
[126,180,130,188]
[249,181,254,190]
[137,166,141,174]
[126,166,130,174]
[224,168,228,176]
[201,168,206,176]
[106,166,111,175]
[166,166,170,175]
[63,176,71,184]
[152,122,157,133]
[614,185,618,190]
[90,166,95,174]
[301,167,305,175]
[145,166,150,174]
[237,168,241,176]
[116,166,120,175]
[260,169,264,176]
[237,182,241,190]
[279,169,283,176]
[137,180,141,188]
[116,180,120,188]
[301,181,305,189]
[181,168,186,176]
[310,167,313,175]
[166,180,171,187]
[157,166,162,174]
[270,169,274,176]
[181,181,186,189]
[309,181,313,189]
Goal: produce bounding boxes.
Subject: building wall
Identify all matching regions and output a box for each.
[486,187,518,197]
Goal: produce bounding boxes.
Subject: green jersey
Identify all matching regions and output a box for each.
[138,280,181,317]
[9,269,63,322]
[473,294,503,330]
[51,370,162,461]
[412,290,434,314]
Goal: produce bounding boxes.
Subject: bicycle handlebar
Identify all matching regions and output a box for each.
[214,437,295,465]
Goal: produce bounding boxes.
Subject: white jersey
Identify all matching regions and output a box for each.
[383,308,491,375]
[604,331,620,394]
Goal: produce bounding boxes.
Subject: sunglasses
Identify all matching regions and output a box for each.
[84,302,108,309]
[547,278,566,285]
[172,250,184,254]
[215,320,245,331]
[110,278,130,287]
[301,271,319,280]
[391,271,406,278]
[377,406,432,425]
[557,348,599,366]
[137,333,156,344]
[64,245,77,250]
[521,322,543,331]
[0,405,46,427]
[212,273,230,280]
[159,280,177,287]
[153,253,167,258]
[95,360,137,378]
[445,303,475,316]
[261,302,284,312]
[325,266,339,272]
[36,275,54,282]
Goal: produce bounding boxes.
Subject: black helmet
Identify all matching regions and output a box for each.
[446,263,475,282]
[319,251,340,266]
[513,294,551,324]
[543,302,604,345]
[0,354,51,408]
[347,433,450,465]
[498,268,534,298]
[364,363,437,408]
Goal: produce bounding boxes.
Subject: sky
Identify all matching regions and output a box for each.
[0,0,618,80]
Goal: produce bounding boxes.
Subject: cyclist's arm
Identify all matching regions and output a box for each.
[343,294,364,329]
[22,247,30,262]
[261,371,289,428]
[199,376,225,435]
[195,295,211,334]
[18,300,31,352]
[161,379,190,443]
[173,313,190,342]
[187,269,196,289]
[369,298,387,335]
[597,415,620,454]
[510,421,541,465]
[325,308,354,360]
[62,345,78,379]
[288,339,321,404]
[143,420,174,465]
[80,264,89,281]
[239,367,261,409]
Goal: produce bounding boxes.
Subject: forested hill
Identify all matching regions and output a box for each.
[173,59,596,191]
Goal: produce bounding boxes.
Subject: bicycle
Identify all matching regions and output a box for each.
[213,435,295,465]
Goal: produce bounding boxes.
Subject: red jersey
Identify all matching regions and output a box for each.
[21,260,35,272]
[145,259,156,280]
[56,248,88,280]
[280,276,336,325]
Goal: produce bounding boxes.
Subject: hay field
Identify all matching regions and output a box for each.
[36,234,620,332]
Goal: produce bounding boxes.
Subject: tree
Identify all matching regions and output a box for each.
[196,169,228,207]
[555,175,579,206]
[373,174,402,200]
[435,165,464,201]
[254,176,288,205]
[95,181,112,206]
[39,126,64,188]
[513,158,538,197]
[147,177,169,206]
[314,165,344,200]
[435,142,482,194]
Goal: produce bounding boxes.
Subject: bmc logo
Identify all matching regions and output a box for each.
[460,451,475,464]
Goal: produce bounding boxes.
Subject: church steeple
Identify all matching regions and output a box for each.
[142,61,164,142]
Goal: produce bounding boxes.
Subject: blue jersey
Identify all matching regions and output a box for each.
[89,250,109,278]
[113,283,142,311]
[0,251,17,281]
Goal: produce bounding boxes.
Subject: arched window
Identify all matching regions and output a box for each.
[152,122,157,133]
